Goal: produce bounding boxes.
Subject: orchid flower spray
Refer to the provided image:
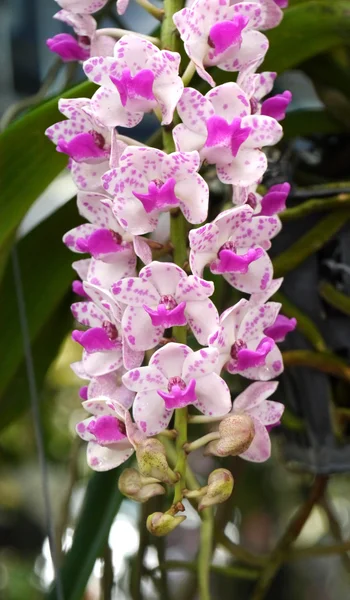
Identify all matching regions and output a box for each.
[46,0,295,543]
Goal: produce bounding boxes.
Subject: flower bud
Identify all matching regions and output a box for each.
[118,468,165,503]
[205,414,255,457]
[136,438,177,483]
[199,469,234,510]
[146,512,186,537]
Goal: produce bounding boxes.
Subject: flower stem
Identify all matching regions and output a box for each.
[96,28,160,45]
[282,350,350,382]
[173,405,188,504]
[319,281,350,317]
[154,560,259,580]
[182,60,196,86]
[184,432,220,453]
[251,475,328,600]
[188,414,223,424]
[280,193,350,222]
[198,507,214,600]
[135,0,164,20]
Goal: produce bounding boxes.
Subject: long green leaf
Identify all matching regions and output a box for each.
[263,1,350,72]
[0,200,81,406]
[0,80,95,250]
[47,466,128,600]
[273,209,350,277]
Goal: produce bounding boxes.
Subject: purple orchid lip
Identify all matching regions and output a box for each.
[46,33,90,62]
[76,228,124,259]
[110,68,156,107]
[235,337,275,370]
[57,132,108,163]
[213,247,263,274]
[208,15,249,57]
[133,178,179,213]
[72,327,119,353]
[204,116,251,158]
[264,315,297,342]
[259,182,290,216]
[261,91,292,122]
[158,378,197,410]
[143,301,187,328]
[72,280,90,298]
[87,415,127,444]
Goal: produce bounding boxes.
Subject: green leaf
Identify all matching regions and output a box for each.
[273,209,350,277]
[0,80,95,250]
[263,1,350,73]
[0,297,72,432]
[0,200,81,414]
[283,109,342,138]
[47,466,128,600]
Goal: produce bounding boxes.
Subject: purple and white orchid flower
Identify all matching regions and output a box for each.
[123,343,231,435]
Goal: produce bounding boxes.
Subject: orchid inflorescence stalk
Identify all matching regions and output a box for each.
[46,0,296,536]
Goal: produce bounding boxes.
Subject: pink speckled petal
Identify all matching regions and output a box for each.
[239,416,271,462]
[185,300,219,345]
[150,342,191,379]
[140,261,185,296]
[71,160,109,193]
[217,148,267,186]
[133,236,152,265]
[176,274,214,301]
[122,365,167,393]
[176,173,209,224]
[206,82,250,121]
[88,371,135,409]
[71,301,104,327]
[90,87,143,128]
[77,191,120,229]
[111,277,159,306]
[82,347,123,377]
[193,373,232,416]
[173,123,206,153]
[121,306,163,351]
[182,347,218,380]
[122,338,145,370]
[133,389,173,435]
[54,10,96,36]
[116,0,129,14]
[233,381,278,412]
[242,115,283,148]
[86,439,134,471]
[177,88,214,136]
[223,247,273,294]
[56,0,109,14]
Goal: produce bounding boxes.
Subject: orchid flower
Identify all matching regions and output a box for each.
[208,381,285,462]
[233,181,290,215]
[208,297,284,380]
[83,35,183,126]
[189,204,281,294]
[64,191,152,265]
[76,398,137,471]
[173,83,283,186]
[111,261,219,350]
[77,369,136,409]
[71,282,144,375]
[173,0,284,87]
[55,0,109,14]
[237,70,292,121]
[101,147,209,235]
[123,343,231,435]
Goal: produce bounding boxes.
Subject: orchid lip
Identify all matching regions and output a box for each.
[110,68,156,107]
[157,378,197,410]
[212,246,263,274]
[133,177,179,213]
[87,415,126,445]
[143,301,187,328]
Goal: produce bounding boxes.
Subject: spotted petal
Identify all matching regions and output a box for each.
[193,373,231,416]
[86,440,134,471]
[133,390,173,436]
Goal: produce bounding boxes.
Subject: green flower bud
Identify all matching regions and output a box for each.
[136,438,178,483]
[146,512,186,537]
[118,468,165,503]
[199,468,234,510]
[205,414,255,457]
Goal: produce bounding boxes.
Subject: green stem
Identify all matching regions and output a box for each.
[282,350,350,382]
[155,560,259,580]
[274,291,327,352]
[173,405,188,504]
[160,0,182,51]
[198,508,214,600]
[182,61,196,85]
[251,475,328,600]
[217,533,267,567]
[288,539,350,560]
[135,0,164,20]
[280,194,350,222]
[319,281,350,317]
[184,432,220,452]
[188,414,223,424]
[273,209,350,277]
